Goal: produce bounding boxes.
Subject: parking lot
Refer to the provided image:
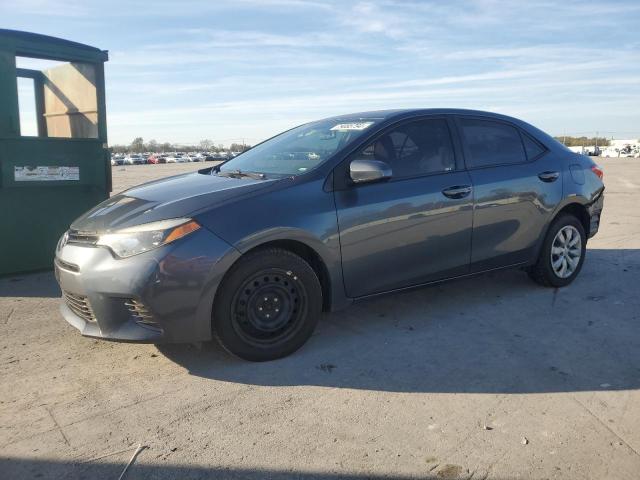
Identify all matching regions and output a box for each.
[1,158,639,479]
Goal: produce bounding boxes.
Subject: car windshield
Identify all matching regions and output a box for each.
[218,118,378,176]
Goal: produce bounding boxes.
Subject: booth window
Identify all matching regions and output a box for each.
[17,77,38,136]
[16,56,99,139]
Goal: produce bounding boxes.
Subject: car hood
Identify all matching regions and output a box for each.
[71,171,278,233]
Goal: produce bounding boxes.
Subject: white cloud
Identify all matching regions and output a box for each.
[7,0,637,142]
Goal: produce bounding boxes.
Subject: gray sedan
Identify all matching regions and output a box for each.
[55,109,604,361]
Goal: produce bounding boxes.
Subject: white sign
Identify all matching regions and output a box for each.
[330,122,374,131]
[14,166,80,182]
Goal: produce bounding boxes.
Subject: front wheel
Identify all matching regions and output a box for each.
[528,214,586,288]
[213,248,322,361]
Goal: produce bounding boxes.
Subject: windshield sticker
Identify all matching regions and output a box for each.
[330,122,374,131]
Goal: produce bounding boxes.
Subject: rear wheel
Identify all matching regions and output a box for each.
[528,214,586,287]
[213,248,322,361]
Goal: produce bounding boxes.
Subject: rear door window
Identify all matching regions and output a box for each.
[459,118,526,168]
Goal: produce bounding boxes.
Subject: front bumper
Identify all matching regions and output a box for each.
[55,227,239,343]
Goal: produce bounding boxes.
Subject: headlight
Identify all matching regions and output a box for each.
[96,218,201,258]
[56,230,69,252]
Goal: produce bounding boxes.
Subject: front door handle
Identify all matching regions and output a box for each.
[538,171,560,182]
[442,185,472,199]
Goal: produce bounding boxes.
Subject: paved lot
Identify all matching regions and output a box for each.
[110,162,217,194]
[1,158,639,479]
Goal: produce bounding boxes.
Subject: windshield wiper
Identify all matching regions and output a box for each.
[216,169,267,180]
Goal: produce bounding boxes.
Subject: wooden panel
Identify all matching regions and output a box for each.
[42,62,98,138]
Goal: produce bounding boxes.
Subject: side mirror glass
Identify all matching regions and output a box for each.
[349,159,392,184]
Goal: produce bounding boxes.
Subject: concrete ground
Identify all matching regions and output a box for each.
[1,158,639,480]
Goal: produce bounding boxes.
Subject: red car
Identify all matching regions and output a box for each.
[147,154,166,164]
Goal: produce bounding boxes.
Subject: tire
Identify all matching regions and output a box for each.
[212,248,322,361]
[528,214,587,288]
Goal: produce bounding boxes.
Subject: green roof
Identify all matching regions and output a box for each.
[0,29,108,63]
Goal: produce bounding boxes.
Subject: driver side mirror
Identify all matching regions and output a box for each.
[349,159,392,184]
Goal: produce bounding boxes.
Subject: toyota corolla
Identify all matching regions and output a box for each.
[54,109,604,361]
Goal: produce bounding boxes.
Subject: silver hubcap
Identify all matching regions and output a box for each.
[550,225,582,278]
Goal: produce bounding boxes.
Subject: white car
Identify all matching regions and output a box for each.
[124,155,146,165]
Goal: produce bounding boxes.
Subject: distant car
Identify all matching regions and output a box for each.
[147,155,160,164]
[55,109,604,361]
[204,155,216,162]
[618,146,636,158]
[124,155,146,165]
[110,155,125,166]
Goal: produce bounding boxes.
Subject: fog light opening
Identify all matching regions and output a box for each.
[124,299,162,332]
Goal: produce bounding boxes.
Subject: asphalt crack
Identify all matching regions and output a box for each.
[573,396,640,459]
[3,307,15,325]
[46,406,70,447]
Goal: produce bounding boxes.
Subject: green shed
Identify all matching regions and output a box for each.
[0,29,111,275]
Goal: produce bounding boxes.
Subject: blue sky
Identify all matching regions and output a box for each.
[3,0,639,145]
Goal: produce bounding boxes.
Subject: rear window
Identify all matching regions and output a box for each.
[522,132,546,160]
[459,118,526,168]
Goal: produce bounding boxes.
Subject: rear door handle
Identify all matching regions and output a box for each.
[538,171,560,182]
[442,185,472,199]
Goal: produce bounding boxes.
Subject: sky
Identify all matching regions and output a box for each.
[2,0,639,146]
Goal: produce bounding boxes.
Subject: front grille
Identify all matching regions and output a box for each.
[124,299,160,330]
[67,230,99,245]
[63,291,97,323]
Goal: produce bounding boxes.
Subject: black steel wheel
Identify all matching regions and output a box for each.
[231,268,307,347]
[213,248,322,361]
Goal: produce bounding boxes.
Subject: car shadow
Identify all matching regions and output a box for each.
[0,271,60,298]
[0,457,498,480]
[158,248,640,394]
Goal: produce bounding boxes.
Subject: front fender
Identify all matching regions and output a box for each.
[232,226,351,312]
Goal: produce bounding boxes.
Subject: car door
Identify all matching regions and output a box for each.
[334,116,474,298]
[455,116,563,271]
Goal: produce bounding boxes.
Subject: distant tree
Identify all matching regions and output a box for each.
[554,136,610,147]
[147,139,159,152]
[130,137,145,153]
[199,139,214,150]
[229,142,251,152]
[110,144,127,154]
[109,137,255,153]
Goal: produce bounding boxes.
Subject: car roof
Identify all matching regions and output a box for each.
[321,108,562,151]
[326,108,524,123]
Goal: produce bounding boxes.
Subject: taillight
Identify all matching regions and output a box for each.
[591,165,604,180]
